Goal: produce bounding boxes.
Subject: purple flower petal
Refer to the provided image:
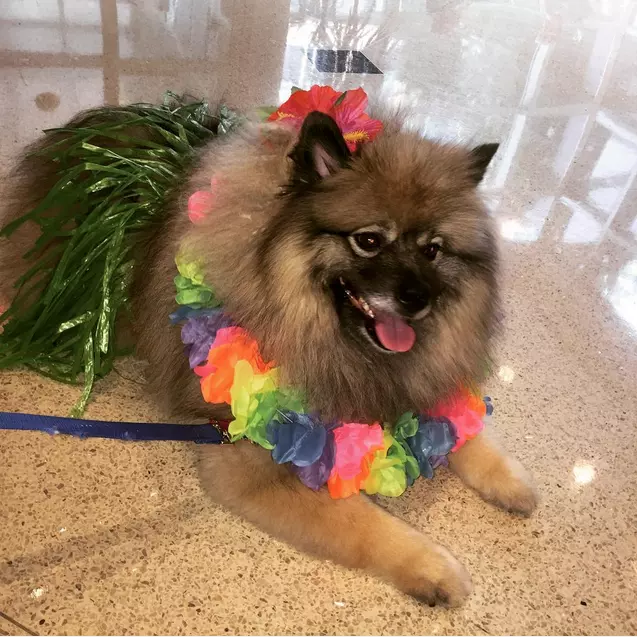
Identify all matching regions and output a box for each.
[293,429,336,491]
[181,311,233,368]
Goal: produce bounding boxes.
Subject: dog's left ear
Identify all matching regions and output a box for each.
[469,143,499,184]
[288,111,351,186]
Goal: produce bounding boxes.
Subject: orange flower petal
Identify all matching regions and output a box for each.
[330,87,368,124]
[196,328,274,404]
[327,448,376,498]
[308,84,341,112]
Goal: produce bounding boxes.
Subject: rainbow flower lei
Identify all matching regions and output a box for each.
[169,86,491,499]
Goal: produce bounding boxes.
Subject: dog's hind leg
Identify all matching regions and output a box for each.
[198,441,472,606]
[448,431,538,516]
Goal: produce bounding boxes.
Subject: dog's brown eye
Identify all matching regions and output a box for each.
[354,232,383,253]
[423,243,441,261]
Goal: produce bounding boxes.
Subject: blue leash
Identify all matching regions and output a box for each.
[0,411,225,444]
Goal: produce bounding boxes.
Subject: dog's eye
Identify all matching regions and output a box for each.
[350,232,384,256]
[355,233,383,251]
[423,242,441,261]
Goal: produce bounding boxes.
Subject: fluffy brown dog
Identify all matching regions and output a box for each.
[0,108,537,606]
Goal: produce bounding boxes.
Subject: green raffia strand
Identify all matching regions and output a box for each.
[0,92,241,416]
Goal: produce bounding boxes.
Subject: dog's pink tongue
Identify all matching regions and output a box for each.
[373,311,416,352]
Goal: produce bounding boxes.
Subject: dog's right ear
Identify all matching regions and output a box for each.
[288,111,350,186]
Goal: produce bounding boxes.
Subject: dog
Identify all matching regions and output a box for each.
[0,107,537,607]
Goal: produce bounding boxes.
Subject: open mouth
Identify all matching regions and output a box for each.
[336,277,416,353]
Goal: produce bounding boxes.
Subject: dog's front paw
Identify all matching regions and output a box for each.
[449,434,539,517]
[397,543,472,607]
[474,455,538,516]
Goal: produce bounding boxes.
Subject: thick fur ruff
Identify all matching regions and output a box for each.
[134,119,499,422]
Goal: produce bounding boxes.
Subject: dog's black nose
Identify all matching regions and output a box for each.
[396,281,431,315]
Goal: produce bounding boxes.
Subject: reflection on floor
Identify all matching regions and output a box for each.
[1,0,637,634]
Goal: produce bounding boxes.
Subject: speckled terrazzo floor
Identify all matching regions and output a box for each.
[1,0,637,634]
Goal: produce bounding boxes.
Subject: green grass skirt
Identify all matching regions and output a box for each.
[0,93,240,415]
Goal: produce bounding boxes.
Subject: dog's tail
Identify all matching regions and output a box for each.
[0,92,240,415]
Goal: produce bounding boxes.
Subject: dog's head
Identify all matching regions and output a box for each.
[241,112,500,420]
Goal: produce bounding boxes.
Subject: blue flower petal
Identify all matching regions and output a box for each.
[406,417,457,479]
[270,412,327,467]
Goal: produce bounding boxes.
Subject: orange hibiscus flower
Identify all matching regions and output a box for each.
[268,85,383,151]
